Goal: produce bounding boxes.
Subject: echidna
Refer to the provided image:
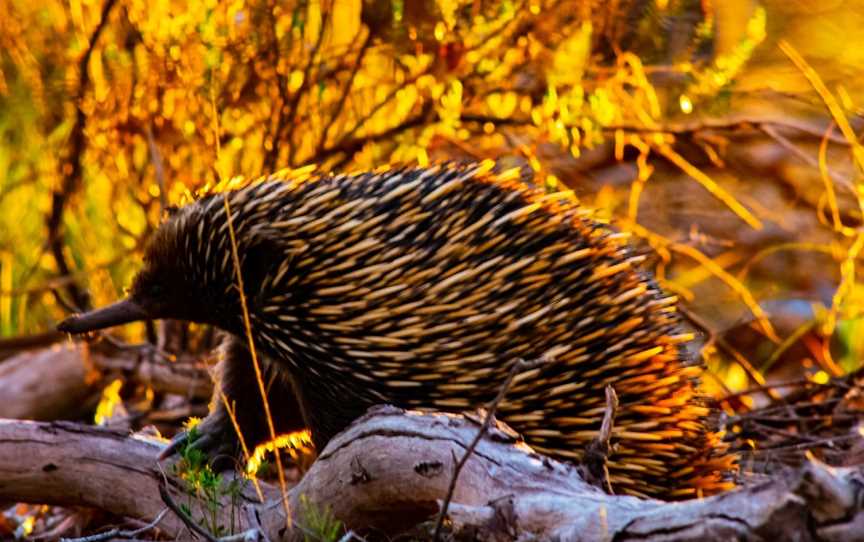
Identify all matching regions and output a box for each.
[58,161,735,499]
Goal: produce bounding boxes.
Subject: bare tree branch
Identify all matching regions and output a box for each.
[315,30,374,159]
[310,102,435,170]
[267,6,331,170]
[46,0,118,312]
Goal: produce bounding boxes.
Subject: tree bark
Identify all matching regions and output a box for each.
[0,406,862,541]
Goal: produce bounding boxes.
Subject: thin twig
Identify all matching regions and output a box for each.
[678,305,782,401]
[157,473,219,542]
[719,377,832,402]
[578,385,619,495]
[311,102,434,169]
[145,124,169,212]
[431,355,549,541]
[59,509,169,542]
[307,69,430,165]
[215,529,267,542]
[223,195,292,530]
[336,530,367,542]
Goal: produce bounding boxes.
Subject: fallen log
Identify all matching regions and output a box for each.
[0,343,210,421]
[1,406,862,541]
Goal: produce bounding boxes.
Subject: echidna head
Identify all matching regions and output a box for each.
[57,202,243,334]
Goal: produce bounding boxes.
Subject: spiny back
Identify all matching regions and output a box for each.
[167,162,734,498]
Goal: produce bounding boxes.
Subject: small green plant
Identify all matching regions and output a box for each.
[172,426,245,537]
[298,494,344,542]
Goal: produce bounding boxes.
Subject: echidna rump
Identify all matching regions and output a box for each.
[59,161,735,499]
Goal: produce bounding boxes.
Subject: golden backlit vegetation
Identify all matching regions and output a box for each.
[2,0,864,489]
[0,0,768,331]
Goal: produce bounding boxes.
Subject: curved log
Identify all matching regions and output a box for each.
[0,407,862,541]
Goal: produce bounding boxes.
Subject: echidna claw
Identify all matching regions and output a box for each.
[157,436,183,461]
[158,412,242,472]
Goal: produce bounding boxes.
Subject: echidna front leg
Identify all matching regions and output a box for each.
[160,334,306,470]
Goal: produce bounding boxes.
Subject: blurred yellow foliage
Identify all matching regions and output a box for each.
[94,378,124,425]
[1,0,862,396]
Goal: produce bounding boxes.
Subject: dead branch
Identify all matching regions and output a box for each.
[306,68,430,168]
[725,366,864,473]
[0,343,210,421]
[1,407,862,541]
[432,356,547,540]
[157,479,219,542]
[312,102,435,171]
[679,304,782,401]
[271,9,331,170]
[577,384,619,494]
[315,30,374,159]
[60,509,169,542]
[46,0,118,312]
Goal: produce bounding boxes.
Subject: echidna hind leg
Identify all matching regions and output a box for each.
[162,334,306,469]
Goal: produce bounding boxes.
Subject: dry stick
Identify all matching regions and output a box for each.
[146,123,181,353]
[200,80,268,506]
[336,531,367,542]
[157,478,219,542]
[223,195,292,530]
[578,385,619,495]
[431,356,548,541]
[145,124,169,213]
[462,114,856,145]
[721,377,832,402]
[760,123,852,193]
[604,118,855,143]
[59,508,169,542]
[204,360,266,503]
[678,305,781,401]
